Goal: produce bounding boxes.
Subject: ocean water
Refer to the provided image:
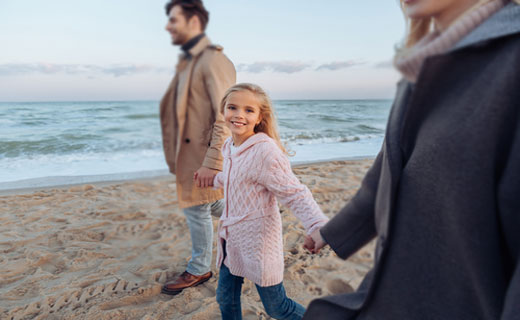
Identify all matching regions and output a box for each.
[0,100,390,189]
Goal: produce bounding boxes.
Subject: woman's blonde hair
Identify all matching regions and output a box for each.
[220,83,289,155]
[398,0,433,49]
[398,0,519,49]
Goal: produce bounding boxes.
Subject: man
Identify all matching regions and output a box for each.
[159,0,235,296]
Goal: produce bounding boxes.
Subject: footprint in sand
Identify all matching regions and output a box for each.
[5,279,148,319]
[326,278,354,295]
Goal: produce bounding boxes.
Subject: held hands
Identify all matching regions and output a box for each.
[193,166,219,188]
[304,228,327,254]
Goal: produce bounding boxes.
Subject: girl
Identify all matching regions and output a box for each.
[213,83,329,320]
[304,0,520,319]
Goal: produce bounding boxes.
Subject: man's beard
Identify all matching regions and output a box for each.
[172,32,188,46]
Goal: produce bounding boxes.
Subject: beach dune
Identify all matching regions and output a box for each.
[0,159,374,320]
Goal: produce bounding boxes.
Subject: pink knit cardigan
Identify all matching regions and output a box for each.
[213,133,329,286]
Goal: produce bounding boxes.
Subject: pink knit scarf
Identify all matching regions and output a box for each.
[395,0,505,82]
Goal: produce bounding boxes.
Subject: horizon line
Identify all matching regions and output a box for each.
[0,97,394,103]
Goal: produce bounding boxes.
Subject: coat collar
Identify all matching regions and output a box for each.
[181,33,205,53]
[223,133,272,158]
[451,1,520,51]
[186,35,211,59]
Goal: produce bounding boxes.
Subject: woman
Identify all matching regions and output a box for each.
[303,0,520,319]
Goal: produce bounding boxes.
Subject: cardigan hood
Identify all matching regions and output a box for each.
[221,132,274,159]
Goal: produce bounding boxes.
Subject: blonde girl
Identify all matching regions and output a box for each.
[213,83,329,320]
[304,0,520,319]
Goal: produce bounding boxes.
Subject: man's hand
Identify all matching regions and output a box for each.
[193,166,219,188]
[304,228,327,254]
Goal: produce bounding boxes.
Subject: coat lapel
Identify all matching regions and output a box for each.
[385,79,410,178]
[159,72,180,172]
[174,36,211,155]
[374,80,411,247]
[174,55,191,155]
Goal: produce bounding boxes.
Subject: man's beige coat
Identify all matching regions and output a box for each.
[160,36,235,208]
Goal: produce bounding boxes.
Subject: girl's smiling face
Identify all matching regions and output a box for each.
[224,90,262,146]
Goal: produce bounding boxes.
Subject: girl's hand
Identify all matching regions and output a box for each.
[193,166,218,188]
[304,235,315,253]
[305,228,327,254]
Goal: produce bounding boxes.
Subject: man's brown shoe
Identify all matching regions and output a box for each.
[161,271,212,296]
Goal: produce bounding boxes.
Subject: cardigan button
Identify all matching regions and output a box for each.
[185,138,190,143]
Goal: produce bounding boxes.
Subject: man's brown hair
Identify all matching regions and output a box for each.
[165,0,209,31]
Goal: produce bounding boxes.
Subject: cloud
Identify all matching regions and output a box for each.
[315,60,365,71]
[374,60,394,68]
[0,63,171,77]
[101,65,166,77]
[237,61,311,74]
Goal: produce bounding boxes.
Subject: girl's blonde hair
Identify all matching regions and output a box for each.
[398,0,519,49]
[220,83,289,155]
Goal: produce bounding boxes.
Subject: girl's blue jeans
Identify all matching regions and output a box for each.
[216,262,306,320]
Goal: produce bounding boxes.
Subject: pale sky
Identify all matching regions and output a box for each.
[0,1,406,101]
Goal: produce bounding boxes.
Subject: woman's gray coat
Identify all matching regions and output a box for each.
[304,3,520,319]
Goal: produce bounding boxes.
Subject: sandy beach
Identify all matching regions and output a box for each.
[0,159,375,320]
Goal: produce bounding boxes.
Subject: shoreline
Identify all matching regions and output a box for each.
[0,155,375,196]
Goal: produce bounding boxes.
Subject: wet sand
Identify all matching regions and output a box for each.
[0,159,375,320]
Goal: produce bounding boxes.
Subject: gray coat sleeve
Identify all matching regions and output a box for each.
[498,112,520,320]
[320,149,383,259]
